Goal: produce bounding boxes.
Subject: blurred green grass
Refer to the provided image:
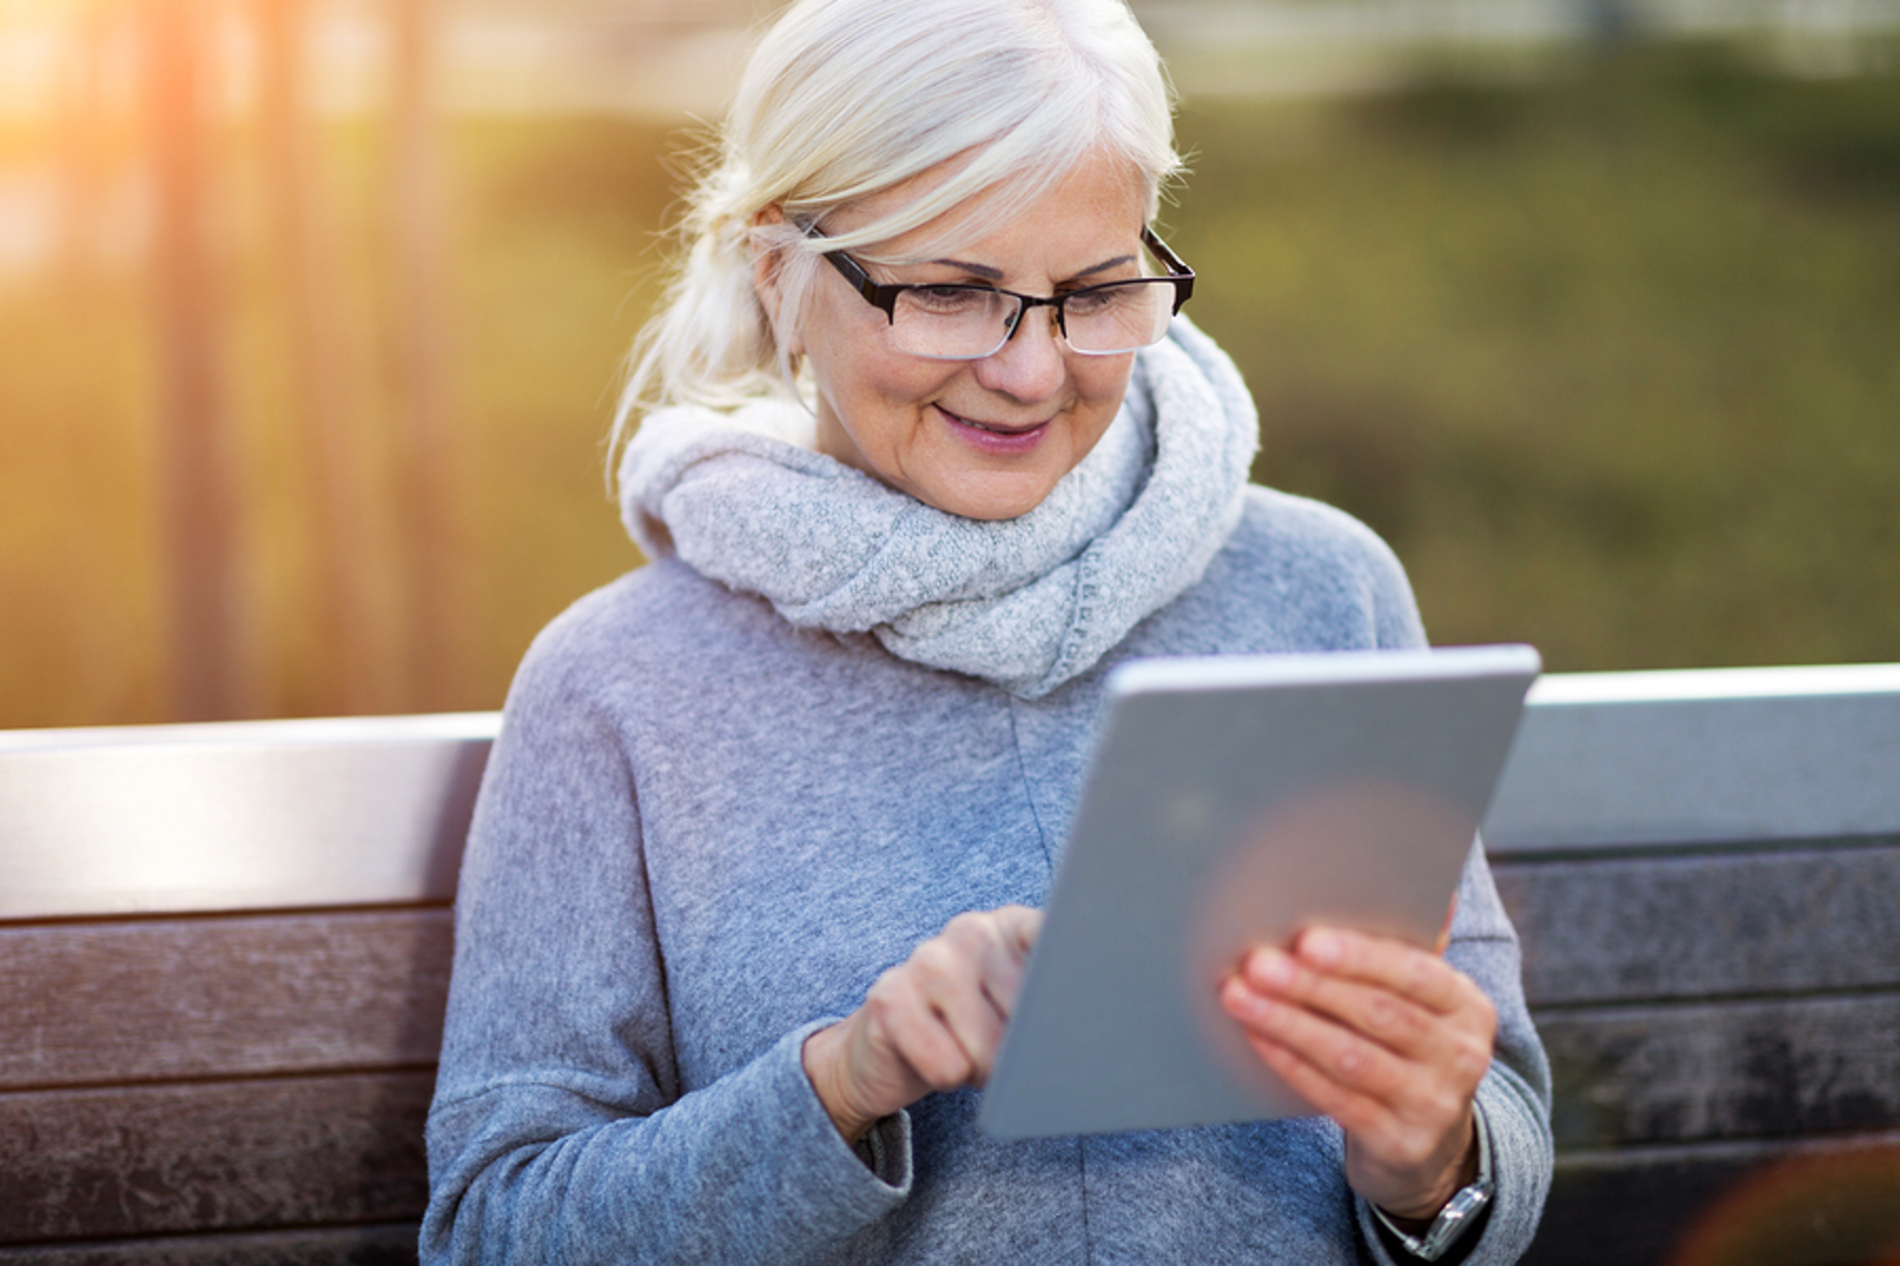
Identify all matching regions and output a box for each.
[1,43,1895,727]
[1174,45,1900,670]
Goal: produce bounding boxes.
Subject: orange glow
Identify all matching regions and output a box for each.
[1667,1144,1900,1266]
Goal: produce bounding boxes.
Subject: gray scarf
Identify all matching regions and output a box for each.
[618,316,1258,699]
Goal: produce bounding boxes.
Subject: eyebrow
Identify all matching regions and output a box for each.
[927,253,1139,284]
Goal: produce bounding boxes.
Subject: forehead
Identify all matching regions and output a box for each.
[828,149,1148,266]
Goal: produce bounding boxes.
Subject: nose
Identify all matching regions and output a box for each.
[972,304,1067,402]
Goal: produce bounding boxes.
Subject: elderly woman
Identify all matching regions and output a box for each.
[422,0,1552,1261]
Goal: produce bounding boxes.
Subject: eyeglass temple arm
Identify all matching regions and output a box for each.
[1141,228,1195,312]
[805,226,904,318]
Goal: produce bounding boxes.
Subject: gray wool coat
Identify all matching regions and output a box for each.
[422,485,1553,1265]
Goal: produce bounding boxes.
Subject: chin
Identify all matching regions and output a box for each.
[926,477,1059,522]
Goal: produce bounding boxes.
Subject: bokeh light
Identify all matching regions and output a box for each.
[2,0,1896,727]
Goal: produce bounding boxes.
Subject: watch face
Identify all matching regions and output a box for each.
[1415,1181,1494,1258]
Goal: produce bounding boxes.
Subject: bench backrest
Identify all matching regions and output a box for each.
[3,666,1897,1265]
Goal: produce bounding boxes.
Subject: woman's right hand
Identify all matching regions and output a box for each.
[802,905,1042,1144]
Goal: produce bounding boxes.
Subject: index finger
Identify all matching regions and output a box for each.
[1289,925,1471,1016]
[984,905,1043,1016]
[994,904,1043,955]
[939,906,1042,1018]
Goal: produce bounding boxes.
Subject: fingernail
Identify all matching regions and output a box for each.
[1302,931,1341,966]
[1247,948,1295,990]
[1221,977,1271,1022]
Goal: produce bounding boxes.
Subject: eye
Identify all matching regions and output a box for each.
[1061,285,1128,317]
[905,285,994,315]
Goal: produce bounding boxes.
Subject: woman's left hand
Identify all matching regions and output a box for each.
[1217,921,1496,1222]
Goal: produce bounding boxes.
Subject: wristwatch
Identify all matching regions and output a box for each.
[1372,1108,1495,1262]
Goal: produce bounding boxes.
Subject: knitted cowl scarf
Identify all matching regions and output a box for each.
[617,315,1259,699]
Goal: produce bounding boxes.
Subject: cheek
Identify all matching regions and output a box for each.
[1074,356,1137,420]
[804,293,899,394]
[818,346,930,423]
[819,335,958,417]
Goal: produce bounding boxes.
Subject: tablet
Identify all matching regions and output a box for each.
[978,643,1540,1139]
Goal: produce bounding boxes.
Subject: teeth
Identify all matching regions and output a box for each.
[948,409,1037,435]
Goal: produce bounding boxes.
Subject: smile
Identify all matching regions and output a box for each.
[938,406,1050,437]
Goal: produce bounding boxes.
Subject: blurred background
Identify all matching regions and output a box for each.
[0,0,1895,728]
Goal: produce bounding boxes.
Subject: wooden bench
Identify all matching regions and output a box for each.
[2,666,1896,1264]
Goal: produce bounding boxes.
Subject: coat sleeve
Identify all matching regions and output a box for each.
[420,622,911,1265]
[1352,835,1555,1266]
[1355,512,1556,1263]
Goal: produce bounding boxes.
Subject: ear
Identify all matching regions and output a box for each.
[751,204,803,357]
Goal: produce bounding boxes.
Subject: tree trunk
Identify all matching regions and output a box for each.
[144,0,246,721]
[389,0,455,712]
[255,0,384,715]
[57,0,109,289]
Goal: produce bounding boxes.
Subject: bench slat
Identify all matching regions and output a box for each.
[3,666,1893,921]
[0,1075,430,1244]
[1488,668,1900,853]
[1539,992,1900,1150]
[1493,842,1900,1006]
[1526,1132,1900,1266]
[0,912,452,1091]
[0,1224,418,1266]
[0,718,492,920]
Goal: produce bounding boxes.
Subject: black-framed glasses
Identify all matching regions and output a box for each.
[812,227,1195,360]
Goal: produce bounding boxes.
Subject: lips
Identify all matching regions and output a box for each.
[938,406,1049,436]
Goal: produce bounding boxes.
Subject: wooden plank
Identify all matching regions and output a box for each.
[1492,843,1900,1006]
[0,1074,431,1244]
[0,662,1888,921]
[1539,992,1900,1150]
[0,716,492,920]
[0,1223,417,1266]
[0,912,452,1091]
[1524,1132,1900,1266]
[1488,666,1900,854]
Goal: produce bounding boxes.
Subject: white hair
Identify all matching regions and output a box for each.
[609,0,1181,473]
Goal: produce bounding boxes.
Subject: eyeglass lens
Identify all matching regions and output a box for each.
[889,279,1177,360]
